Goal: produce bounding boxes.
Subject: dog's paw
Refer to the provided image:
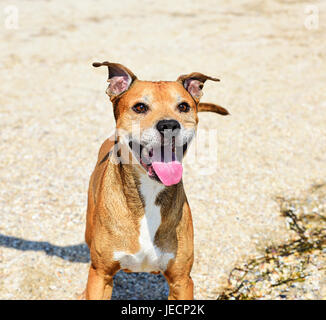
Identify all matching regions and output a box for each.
[76,290,86,300]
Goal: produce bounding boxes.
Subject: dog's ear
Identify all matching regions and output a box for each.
[177,72,220,103]
[198,102,230,116]
[92,61,137,100]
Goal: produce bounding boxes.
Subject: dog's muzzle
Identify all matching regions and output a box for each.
[127,124,195,186]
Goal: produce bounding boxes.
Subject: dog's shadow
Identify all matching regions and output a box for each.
[112,271,169,300]
[0,234,168,300]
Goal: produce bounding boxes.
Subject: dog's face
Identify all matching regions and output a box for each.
[93,61,226,186]
[115,80,198,182]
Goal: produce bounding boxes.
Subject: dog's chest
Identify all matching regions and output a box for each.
[113,176,174,272]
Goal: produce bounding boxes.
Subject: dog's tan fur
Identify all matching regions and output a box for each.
[82,61,229,300]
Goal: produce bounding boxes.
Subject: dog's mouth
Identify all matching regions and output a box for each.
[128,138,188,186]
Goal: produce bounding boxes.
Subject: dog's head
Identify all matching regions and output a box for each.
[93,61,229,186]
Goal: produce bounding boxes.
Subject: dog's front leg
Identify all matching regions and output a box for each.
[163,201,195,300]
[85,265,114,300]
[164,273,194,300]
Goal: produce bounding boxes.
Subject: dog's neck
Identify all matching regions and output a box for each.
[108,144,158,206]
[105,137,185,216]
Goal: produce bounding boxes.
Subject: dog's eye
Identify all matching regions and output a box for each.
[177,102,190,113]
[132,103,149,114]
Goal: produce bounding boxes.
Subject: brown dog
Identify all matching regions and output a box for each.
[82,61,229,300]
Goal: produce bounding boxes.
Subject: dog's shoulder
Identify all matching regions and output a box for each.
[96,135,116,166]
[89,135,116,204]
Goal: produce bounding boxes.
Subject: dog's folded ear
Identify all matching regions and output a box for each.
[177,72,220,103]
[198,102,230,116]
[93,61,137,100]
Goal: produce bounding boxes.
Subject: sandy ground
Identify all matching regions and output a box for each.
[0,0,326,299]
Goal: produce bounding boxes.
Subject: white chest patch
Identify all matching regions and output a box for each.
[113,175,175,272]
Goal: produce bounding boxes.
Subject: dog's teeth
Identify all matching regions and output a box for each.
[142,148,149,158]
[141,147,153,166]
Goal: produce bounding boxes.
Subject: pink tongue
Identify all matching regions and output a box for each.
[152,161,183,186]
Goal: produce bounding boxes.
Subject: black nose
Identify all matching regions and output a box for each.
[156,119,181,135]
